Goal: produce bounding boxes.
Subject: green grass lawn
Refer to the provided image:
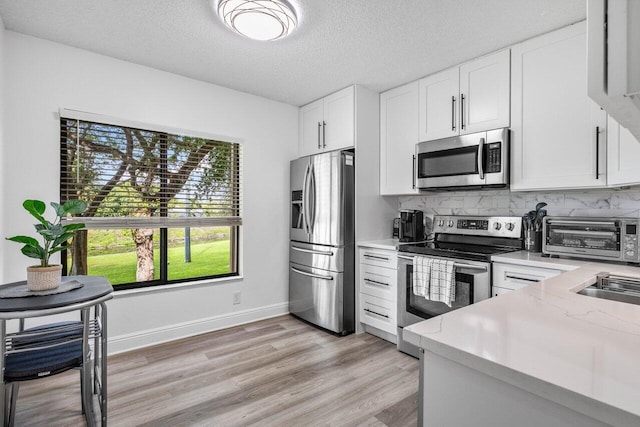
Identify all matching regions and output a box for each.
[87,239,232,285]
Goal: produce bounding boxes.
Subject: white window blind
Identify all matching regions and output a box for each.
[60,115,242,228]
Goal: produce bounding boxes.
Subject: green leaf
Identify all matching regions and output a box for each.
[49,246,67,255]
[61,199,88,215]
[23,199,47,224]
[51,202,66,217]
[62,223,85,232]
[6,235,39,246]
[21,244,45,259]
[52,232,74,247]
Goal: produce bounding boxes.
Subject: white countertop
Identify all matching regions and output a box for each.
[357,239,401,251]
[404,262,640,426]
[492,250,589,271]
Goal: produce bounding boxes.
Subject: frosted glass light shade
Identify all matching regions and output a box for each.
[217,0,297,41]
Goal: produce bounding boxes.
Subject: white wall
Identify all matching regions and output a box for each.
[1,31,298,353]
[0,18,5,281]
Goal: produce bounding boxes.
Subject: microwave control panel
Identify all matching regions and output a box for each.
[485,142,502,173]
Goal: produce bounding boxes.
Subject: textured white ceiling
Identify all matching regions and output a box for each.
[0,0,585,106]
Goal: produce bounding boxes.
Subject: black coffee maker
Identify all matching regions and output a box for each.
[399,210,424,242]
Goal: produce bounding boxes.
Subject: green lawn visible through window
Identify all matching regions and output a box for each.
[86,239,232,285]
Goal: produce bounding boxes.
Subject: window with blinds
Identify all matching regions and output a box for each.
[59,115,242,289]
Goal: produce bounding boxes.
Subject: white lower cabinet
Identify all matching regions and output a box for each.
[492,262,563,296]
[358,247,397,341]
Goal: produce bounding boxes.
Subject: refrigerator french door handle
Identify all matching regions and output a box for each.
[290,266,334,281]
[302,163,311,235]
[308,164,317,233]
[477,137,485,180]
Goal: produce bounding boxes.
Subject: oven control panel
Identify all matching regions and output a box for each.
[433,215,522,238]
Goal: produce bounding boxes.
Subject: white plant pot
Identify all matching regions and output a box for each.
[27,265,62,291]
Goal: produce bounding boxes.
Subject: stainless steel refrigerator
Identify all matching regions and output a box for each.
[289,149,355,335]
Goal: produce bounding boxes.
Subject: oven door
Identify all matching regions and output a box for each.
[398,255,490,325]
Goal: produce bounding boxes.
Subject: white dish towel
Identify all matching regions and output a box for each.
[429,258,456,307]
[412,256,431,298]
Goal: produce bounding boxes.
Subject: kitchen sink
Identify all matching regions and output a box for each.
[577,272,640,306]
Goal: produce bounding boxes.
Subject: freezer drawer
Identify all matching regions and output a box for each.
[289,262,351,334]
[290,241,344,272]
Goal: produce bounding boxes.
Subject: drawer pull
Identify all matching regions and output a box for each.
[292,246,334,256]
[505,274,540,283]
[364,278,389,287]
[364,308,389,319]
[364,254,390,261]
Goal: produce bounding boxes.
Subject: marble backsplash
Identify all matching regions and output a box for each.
[398,187,640,220]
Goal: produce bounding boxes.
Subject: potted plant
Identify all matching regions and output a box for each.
[6,199,87,291]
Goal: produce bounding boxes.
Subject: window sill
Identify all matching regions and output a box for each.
[111,275,244,298]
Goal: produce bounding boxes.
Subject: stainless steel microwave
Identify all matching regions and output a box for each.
[543,217,640,263]
[414,128,509,191]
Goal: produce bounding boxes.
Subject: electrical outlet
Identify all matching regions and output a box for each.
[232,292,241,305]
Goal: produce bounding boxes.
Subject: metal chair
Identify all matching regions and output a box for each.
[3,313,104,426]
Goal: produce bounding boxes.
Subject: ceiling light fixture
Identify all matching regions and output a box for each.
[216,0,297,41]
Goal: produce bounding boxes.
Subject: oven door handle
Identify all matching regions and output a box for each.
[397,255,487,271]
[453,263,487,271]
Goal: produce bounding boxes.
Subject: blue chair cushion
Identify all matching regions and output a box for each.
[5,321,84,382]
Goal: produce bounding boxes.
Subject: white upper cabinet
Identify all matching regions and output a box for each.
[418,50,510,142]
[511,22,608,191]
[607,116,640,187]
[380,81,420,195]
[299,86,355,157]
[419,67,459,141]
[459,50,511,134]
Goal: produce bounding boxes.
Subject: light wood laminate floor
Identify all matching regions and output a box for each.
[14,315,418,426]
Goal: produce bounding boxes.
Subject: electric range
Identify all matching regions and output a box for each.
[397,215,523,358]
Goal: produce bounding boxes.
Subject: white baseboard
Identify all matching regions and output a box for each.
[108,302,289,355]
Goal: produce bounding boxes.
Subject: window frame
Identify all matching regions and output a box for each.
[58,108,242,291]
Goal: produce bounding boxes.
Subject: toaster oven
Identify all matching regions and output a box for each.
[542,217,640,263]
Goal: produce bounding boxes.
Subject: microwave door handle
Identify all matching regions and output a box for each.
[477,137,485,180]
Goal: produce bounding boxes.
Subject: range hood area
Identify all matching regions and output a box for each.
[588,0,640,141]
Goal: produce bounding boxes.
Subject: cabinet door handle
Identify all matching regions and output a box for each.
[412,155,417,189]
[364,308,389,319]
[460,94,465,131]
[595,126,600,179]
[322,121,326,148]
[364,278,389,287]
[317,122,321,149]
[451,96,456,131]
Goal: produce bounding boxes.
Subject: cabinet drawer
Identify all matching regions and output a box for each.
[359,293,397,335]
[492,262,563,291]
[359,248,397,269]
[360,264,397,300]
